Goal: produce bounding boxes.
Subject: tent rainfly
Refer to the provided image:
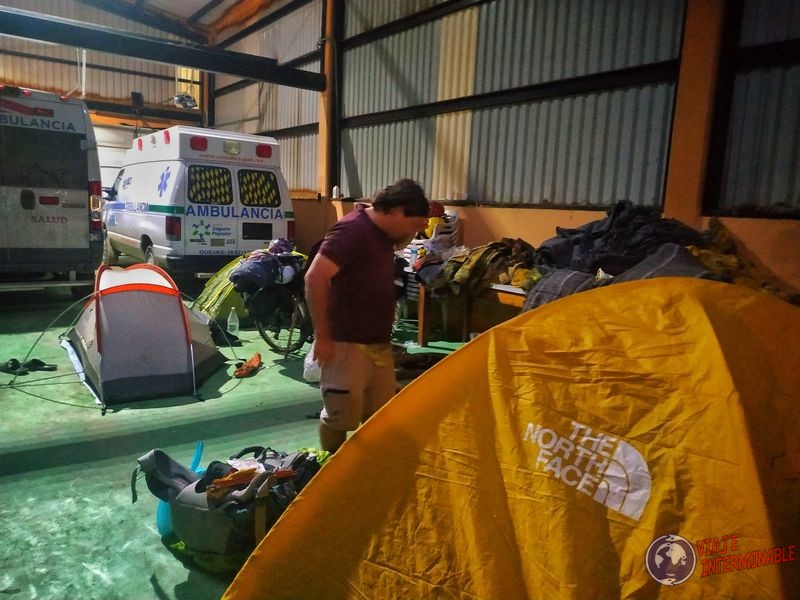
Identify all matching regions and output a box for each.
[224,278,800,600]
[63,264,224,406]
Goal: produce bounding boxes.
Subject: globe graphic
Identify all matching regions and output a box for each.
[646,535,696,585]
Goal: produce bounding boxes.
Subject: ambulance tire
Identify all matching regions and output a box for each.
[71,285,91,302]
[102,234,119,266]
[144,246,156,266]
[71,274,94,301]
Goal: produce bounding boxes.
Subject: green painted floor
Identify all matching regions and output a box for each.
[0,282,458,600]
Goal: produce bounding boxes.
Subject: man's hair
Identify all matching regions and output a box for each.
[372,178,429,217]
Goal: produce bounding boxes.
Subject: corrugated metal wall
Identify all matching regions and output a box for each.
[277,132,319,192]
[342,82,675,208]
[469,84,675,206]
[341,119,437,200]
[216,0,322,88]
[0,0,199,106]
[215,0,322,192]
[345,0,450,38]
[474,0,683,91]
[720,65,800,211]
[258,60,320,131]
[718,0,800,211]
[340,0,683,206]
[343,20,440,117]
[215,60,320,134]
[740,0,800,46]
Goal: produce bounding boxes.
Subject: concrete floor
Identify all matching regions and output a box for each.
[0,281,456,600]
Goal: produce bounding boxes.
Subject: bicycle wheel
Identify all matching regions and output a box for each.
[254,300,311,355]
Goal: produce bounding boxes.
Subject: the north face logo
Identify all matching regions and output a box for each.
[523,420,651,520]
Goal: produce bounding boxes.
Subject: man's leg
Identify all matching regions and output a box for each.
[362,345,397,423]
[319,342,368,453]
[319,422,347,453]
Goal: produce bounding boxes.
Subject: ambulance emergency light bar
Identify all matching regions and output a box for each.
[0,83,71,106]
[135,131,272,158]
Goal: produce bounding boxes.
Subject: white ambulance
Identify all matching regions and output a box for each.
[0,84,103,295]
[104,126,294,277]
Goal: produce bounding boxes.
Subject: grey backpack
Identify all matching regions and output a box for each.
[132,446,321,556]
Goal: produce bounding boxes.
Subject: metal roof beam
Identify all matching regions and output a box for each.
[0,6,325,92]
[85,100,203,124]
[74,0,207,44]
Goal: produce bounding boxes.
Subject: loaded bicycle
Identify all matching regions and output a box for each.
[249,260,313,354]
[230,247,313,355]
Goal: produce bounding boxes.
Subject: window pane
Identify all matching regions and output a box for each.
[188,165,233,205]
[239,169,282,207]
[720,65,800,214]
[0,127,88,188]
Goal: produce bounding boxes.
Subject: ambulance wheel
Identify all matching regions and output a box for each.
[71,274,94,301]
[144,246,156,266]
[71,286,90,301]
[102,234,119,266]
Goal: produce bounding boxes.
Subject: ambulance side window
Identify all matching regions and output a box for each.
[188,165,233,205]
[0,127,87,188]
[238,170,282,208]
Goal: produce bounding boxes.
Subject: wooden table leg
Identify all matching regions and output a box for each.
[461,294,472,342]
[417,284,430,347]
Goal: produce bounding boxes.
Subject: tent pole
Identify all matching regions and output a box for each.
[189,342,198,398]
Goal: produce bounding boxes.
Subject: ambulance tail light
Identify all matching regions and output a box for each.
[190,136,208,151]
[88,180,103,233]
[166,216,181,241]
[256,144,272,158]
[286,219,295,241]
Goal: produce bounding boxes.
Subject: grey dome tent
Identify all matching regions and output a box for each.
[62,264,225,407]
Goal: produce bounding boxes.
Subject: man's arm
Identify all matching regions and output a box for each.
[304,252,340,365]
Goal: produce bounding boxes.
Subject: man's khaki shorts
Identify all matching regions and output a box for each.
[319,342,396,431]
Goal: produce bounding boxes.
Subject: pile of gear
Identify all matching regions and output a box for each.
[414,238,538,298]
[132,444,327,572]
[229,239,304,293]
[411,200,798,309]
[228,240,306,322]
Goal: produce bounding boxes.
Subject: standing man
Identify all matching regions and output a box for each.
[305,179,431,453]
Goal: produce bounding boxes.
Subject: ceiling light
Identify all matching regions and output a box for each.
[171,93,197,109]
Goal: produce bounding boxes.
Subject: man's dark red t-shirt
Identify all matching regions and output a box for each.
[317,204,396,343]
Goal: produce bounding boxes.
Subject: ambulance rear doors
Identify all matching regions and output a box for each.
[0,85,102,281]
[182,154,292,258]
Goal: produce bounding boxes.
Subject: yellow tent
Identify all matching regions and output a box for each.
[191,255,248,321]
[224,278,800,599]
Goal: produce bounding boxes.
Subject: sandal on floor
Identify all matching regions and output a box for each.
[1,359,28,376]
[22,358,58,372]
[234,353,262,378]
